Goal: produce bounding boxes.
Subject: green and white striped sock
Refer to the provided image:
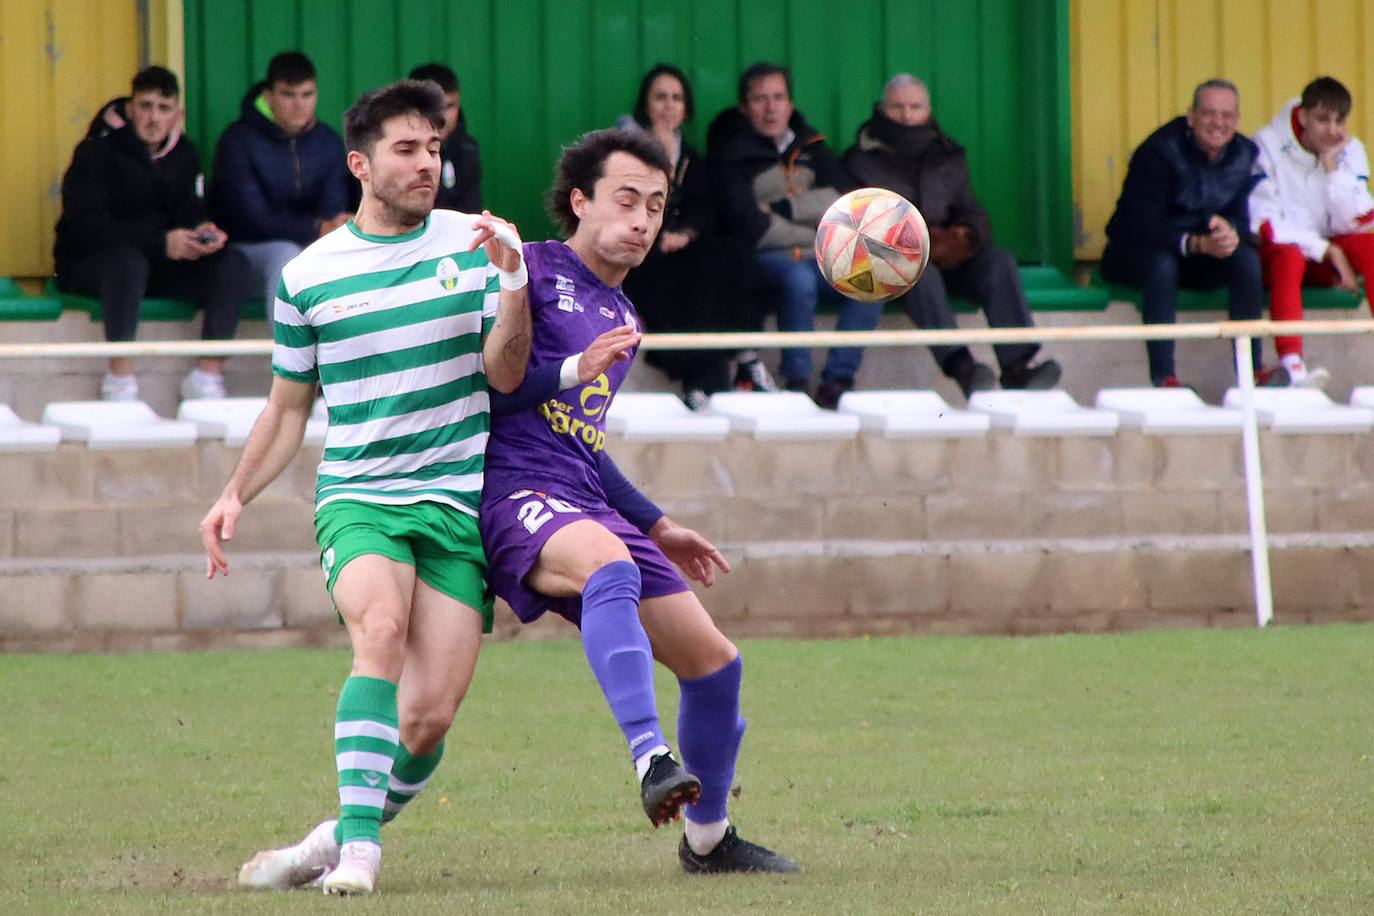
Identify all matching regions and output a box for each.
[334,675,399,846]
[382,739,445,824]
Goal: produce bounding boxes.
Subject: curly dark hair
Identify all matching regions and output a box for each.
[344,79,447,157]
[632,64,694,127]
[545,128,672,238]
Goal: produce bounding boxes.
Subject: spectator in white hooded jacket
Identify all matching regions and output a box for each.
[1250,75,1374,387]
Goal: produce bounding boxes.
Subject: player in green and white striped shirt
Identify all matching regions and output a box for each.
[199,80,531,896]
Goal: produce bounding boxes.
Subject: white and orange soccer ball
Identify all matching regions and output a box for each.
[814,188,930,302]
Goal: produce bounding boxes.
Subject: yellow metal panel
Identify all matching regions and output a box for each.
[0,1,145,277]
[1073,0,1374,259]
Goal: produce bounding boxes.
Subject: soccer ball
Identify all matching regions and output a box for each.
[814,188,930,302]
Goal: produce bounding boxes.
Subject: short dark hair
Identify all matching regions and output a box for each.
[632,64,694,127]
[1301,76,1352,118]
[344,79,447,157]
[131,66,179,99]
[409,63,459,95]
[737,61,791,106]
[545,128,672,238]
[266,51,316,87]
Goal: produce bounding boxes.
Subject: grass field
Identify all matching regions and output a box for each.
[5,624,1374,914]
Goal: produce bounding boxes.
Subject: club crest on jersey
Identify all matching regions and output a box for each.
[599,306,616,320]
[436,256,460,291]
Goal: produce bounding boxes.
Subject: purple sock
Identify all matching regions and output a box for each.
[678,653,745,824]
[580,560,665,759]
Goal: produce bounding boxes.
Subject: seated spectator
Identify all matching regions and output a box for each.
[843,74,1061,398]
[54,66,251,401]
[1250,75,1374,388]
[211,51,351,307]
[1101,79,1266,389]
[617,64,776,409]
[707,62,876,409]
[409,62,482,212]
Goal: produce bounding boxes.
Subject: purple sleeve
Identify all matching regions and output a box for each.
[489,360,561,416]
[595,450,663,533]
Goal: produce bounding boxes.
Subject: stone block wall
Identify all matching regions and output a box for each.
[2,423,1372,653]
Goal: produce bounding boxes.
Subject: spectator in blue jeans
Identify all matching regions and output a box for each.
[707,62,876,409]
[1101,79,1265,388]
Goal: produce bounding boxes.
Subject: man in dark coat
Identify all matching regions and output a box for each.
[1101,79,1264,388]
[707,62,876,409]
[408,63,482,213]
[843,74,1061,398]
[211,51,351,306]
[55,65,250,401]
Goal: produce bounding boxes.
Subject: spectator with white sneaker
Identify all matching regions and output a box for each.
[1249,75,1374,388]
[55,66,251,401]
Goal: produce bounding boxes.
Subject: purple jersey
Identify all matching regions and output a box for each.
[483,240,640,506]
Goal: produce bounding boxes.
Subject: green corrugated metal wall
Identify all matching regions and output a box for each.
[184,0,1071,270]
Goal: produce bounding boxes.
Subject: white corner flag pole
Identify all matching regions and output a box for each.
[1234,336,1274,627]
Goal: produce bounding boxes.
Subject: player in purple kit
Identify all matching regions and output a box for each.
[480,128,799,874]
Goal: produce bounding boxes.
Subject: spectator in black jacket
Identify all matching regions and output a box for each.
[55,66,250,401]
[844,74,1061,399]
[617,64,776,409]
[408,63,481,213]
[707,62,874,409]
[211,52,351,307]
[1101,79,1264,388]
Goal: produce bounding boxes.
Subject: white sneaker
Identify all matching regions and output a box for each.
[101,372,139,401]
[181,368,227,400]
[1293,365,1331,389]
[321,840,380,895]
[237,818,339,891]
[683,388,710,412]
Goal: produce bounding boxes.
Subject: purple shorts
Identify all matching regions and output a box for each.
[479,486,689,625]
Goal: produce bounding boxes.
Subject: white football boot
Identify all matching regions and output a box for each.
[237,818,339,890]
[321,840,381,895]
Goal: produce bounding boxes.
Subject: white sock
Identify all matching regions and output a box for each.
[188,367,224,382]
[634,744,670,781]
[685,818,729,855]
[1280,354,1306,381]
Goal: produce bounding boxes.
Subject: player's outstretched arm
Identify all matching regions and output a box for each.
[471,210,532,393]
[199,376,316,579]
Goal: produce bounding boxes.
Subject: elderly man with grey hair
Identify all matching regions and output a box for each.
[842,74,1060,398]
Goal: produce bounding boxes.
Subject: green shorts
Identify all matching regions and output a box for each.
[315,498,494,633]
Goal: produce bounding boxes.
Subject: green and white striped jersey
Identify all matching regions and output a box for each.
[272,211,500,516]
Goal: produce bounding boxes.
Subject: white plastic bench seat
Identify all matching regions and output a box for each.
[836,390,988,438]
[1350,386,1374,410]
[1094,388,1243,435]
[706,391,860,440]
[0,405,61,452]
[177,397,327,446]
[604,392,730,442]
[967,390,1119,437]
[1222,387,1374,434]
[41,400,199,449]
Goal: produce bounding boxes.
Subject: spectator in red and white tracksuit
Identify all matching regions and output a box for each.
[1249,75,1374,387]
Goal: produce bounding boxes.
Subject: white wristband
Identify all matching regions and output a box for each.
[559,354,582,389]
[486,220,527,290]
[497,259,528,290]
